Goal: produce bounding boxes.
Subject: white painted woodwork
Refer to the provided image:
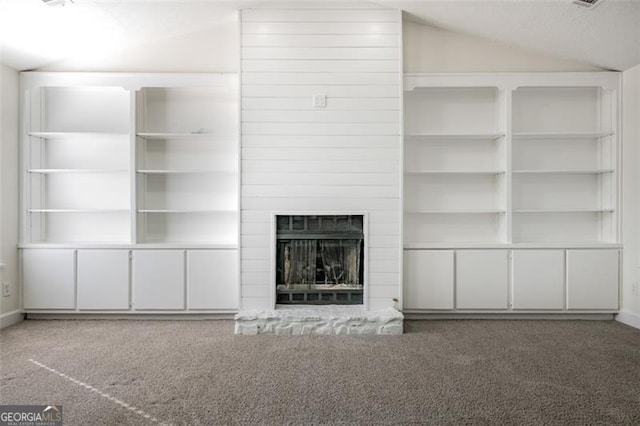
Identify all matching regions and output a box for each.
[136,81,238,245]
[133,250,185,310]
[187,250,238,310]
[240,8,402,310]
[404,73,619,246]
[77,250,129,310]
[512,250,564,309]
[456,250,509,309]
[22,249,75,309]
[404,250,454,310]
[567,249,619,310]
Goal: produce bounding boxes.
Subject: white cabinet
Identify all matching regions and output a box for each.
[512,250,564,309]
[404,250,454,309]
[23,249,75,309]
[133,250,185,310]
[187,250,238,310]
[20,73,240,314]
[456,250,508,309]
[567,249,619,310]
[78,250,129,310]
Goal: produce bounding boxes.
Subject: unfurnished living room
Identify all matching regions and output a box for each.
[1,0,640,424]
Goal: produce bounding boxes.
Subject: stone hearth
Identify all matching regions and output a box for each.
[234,306,404,335]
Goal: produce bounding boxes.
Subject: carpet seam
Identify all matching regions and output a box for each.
[28,358,169,426]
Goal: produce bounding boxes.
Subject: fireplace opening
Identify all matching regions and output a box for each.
[275,215,364,305]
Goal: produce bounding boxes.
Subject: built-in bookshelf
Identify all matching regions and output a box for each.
[24,87,131,243]
[403,86,506,244]
[511,86,617,243]
[135,86,238,244]
[21,74,239,246]
[403,74,619,246]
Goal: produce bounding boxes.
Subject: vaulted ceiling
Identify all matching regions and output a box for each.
[0,0,638,71]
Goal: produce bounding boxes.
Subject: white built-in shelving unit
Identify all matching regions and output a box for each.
[135,86,238,245]
[403,85,507,245]
[20,73,239,313]
[403,73,621,313]
[24,87,131,244]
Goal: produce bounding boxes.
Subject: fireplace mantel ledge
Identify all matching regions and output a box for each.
[234,306,404,335]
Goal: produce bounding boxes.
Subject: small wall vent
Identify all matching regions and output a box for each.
[572,0,603,9]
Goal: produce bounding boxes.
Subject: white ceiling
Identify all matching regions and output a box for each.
[0,0,639,71]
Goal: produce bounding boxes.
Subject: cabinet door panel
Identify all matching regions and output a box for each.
[78,250,130,310]
[188,250,238,310]
[567,250,618,310]
[23,249,75,309]
[512,250,564,310]
[404,250,454,310]
[133,250,185,310]
[456,250,508,309]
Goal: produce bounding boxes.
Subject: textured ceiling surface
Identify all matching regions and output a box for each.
[0,0,639,71]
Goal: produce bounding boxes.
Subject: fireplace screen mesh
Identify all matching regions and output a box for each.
[276,215,364,305]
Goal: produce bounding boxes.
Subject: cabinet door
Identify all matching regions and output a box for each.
[23,249,75,309]
[133,250,185,310]
[78,250,130,310]
[512,250,564,310]
[187,250,238,310]
[404,250,454,310]
[456,250,508,309]
[567,249,619,310]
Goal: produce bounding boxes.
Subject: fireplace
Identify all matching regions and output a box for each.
[275,215,365,305]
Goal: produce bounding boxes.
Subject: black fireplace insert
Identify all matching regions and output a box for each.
[275,215,364,305]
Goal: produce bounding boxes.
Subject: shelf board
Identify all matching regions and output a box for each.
[136,133,233,140]
[28,209,129,213]
[405,170,505,176]
[514,209,615,213]
[513,169,614,175]
[405,133,504,141]
[27,168,128,174]
[28,132,128,139]
[136,169,228,174]
[512,132,614,140]
[138,209,236,213]
[405,210,505,214]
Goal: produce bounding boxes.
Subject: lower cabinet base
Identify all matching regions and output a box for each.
[24,312,237,320]
[403,312,616,320]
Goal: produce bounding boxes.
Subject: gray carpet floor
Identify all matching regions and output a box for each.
[1,319,640,425]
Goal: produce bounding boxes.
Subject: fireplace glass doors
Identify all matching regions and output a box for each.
[275,215,364,305]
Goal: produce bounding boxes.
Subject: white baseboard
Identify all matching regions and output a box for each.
[0,309,24,329]
[615,310,640,330]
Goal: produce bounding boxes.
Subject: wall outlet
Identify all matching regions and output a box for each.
[633,281,638,295]
[312,94,327,108]
[2,282,10,297]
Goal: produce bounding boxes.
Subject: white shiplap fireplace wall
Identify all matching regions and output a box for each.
[239,8,402,312]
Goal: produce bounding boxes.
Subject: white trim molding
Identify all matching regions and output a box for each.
[0,309,24,329]
[615,310,640,330]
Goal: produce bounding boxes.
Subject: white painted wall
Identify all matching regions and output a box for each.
[34,18,602,75]
[239,8,402,311]
[40,19,239,73]
[403,21,604,73]
[0,64,20,321]
[619,64,640,327]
